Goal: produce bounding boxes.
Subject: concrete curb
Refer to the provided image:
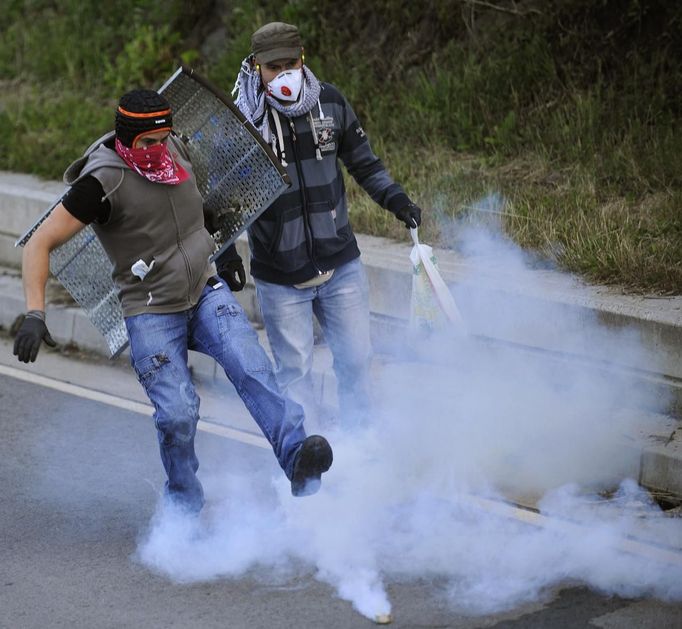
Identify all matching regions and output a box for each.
[3,172,680,378]
[0,173,65,268]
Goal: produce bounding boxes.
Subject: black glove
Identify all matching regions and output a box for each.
[395,203,422,229]
[13,312,57,363]
[216,245,246,292]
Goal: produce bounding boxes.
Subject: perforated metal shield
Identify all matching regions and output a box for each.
[50,222,129,356]
[16,195,129,358]
[16,67,289,357]
[159,67,289,259]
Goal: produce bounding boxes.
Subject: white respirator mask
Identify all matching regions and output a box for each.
[267,68,303,102]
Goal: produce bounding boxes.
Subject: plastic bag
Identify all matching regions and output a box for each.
[409,228,466,334]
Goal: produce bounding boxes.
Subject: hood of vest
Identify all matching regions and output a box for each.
[63,131,131,186]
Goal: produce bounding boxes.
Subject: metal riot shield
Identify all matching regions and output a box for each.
[15,67,290,358]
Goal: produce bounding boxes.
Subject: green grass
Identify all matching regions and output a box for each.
[1,0,680,293]
[0,83,112,178]
[346,145,682,293]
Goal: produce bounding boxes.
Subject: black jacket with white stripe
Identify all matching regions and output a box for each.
[245,82,411,285]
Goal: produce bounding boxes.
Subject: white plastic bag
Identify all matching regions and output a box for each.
[409,228,466,334]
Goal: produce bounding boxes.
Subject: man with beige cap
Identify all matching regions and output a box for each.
[226,22,422,428]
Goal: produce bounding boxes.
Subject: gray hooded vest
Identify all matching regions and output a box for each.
[64,134,216,317]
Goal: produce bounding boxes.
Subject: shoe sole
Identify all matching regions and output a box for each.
[291,435,333,497]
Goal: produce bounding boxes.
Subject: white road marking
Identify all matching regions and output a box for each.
[0,363,269,449]
[2,363,681,566]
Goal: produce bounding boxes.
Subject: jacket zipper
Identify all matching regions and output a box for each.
[167,189,193,303]
[287,118,322,274]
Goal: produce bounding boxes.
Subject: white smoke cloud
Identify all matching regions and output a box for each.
[137,204,681,622]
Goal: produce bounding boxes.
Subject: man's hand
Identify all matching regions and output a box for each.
[395,203,422,229]
[216,244,247,292]
[218,258,246,291]
[13,311,57,363]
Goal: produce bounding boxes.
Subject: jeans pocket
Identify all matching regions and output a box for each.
[133,352,171,390]
[216,302,240,320]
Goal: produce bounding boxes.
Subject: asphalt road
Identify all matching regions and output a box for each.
[1,351,681,628]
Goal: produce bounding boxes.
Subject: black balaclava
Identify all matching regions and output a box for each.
[115,89,173,147]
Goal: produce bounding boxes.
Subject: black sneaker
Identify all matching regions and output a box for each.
[291,435,333,497]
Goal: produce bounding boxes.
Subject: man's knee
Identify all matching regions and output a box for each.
[155,412,197,445]
[221,334,274,387]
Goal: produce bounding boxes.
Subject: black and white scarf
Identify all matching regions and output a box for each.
[232,57,323,144]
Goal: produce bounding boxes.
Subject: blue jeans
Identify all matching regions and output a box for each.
[255,257,372,426]
[125,281,307,511]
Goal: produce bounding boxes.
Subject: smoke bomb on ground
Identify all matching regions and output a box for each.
[137,208,681,620]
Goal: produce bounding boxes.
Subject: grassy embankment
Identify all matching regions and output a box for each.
[1,0,679,292]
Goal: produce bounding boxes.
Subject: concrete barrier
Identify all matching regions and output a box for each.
[0,172,65,268]
[2,170,681,388]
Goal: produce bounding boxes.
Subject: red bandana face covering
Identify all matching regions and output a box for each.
[114,137,189,185]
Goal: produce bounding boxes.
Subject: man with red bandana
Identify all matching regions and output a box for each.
[13,89,333,512]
